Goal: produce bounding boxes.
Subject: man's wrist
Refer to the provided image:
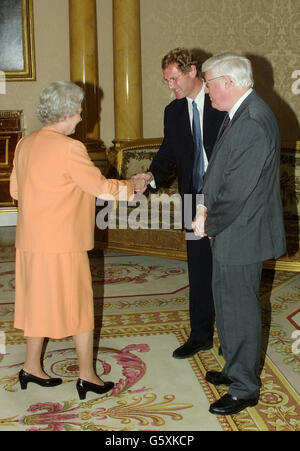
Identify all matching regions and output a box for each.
[196,204,207,212]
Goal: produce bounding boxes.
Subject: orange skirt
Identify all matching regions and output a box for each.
[14,249,94,339]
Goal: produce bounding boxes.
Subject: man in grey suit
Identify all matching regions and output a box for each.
[193,53,286,415]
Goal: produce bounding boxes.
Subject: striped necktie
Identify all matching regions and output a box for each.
[192,100,205,193]
[219,113,230,138]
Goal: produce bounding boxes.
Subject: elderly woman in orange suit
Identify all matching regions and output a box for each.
[10,81,143,400]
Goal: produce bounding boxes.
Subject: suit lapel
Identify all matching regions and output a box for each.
[214,90,256,146]
[177,98,194,157]
[205,91,256,178]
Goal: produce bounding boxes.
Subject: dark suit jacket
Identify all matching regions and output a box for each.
[150,94,225,194]
[149,94,225,225]
[203,90,286,265]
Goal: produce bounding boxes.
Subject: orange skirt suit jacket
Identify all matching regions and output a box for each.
[10,127,134,338]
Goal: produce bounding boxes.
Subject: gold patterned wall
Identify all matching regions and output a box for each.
[0,0,299,146]
[0,0,70,136]
[140,0,300,141]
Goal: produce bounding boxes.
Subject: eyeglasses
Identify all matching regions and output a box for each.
[205,76,224,88]
[163,72,185,85]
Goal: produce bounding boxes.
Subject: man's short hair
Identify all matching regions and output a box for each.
[162,48,202,77]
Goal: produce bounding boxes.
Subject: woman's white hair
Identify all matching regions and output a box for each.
[202,53,254,87]
[36,81,84,124]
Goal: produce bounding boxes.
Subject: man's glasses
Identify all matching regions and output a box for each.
[205,76,224,88]
[163,72,185,85]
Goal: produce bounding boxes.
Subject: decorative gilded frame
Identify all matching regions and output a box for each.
[0,0,36,81]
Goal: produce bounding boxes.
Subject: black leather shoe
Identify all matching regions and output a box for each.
[172,339,213,359]
[76,378,114,400]
[206,371,232,386]
[209,394,259,415]
[19,369,63,390]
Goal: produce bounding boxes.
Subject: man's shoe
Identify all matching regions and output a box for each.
[209,394,259,415]
[205,371,232,386]
[172,339,213,359]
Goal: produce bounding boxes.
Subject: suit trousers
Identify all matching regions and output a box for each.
[212,256,263,399]
[186,235,214,343]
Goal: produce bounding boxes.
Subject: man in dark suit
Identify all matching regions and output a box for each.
[135,48,225,359]
[193,53,286,415]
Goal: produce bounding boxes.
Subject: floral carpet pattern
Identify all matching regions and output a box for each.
[0,247,299,431]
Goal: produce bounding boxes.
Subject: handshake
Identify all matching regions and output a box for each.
[131,172,154,194]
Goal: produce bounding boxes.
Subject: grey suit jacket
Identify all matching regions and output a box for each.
[203,90,286,265]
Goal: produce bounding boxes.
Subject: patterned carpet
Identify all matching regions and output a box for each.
[0,247,299,431]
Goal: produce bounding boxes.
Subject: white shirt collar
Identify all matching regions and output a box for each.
[186,81,206,108]
[228,88,253,119]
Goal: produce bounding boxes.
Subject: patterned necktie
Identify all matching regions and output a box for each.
[219,113,230,138]
[192,100,205,193]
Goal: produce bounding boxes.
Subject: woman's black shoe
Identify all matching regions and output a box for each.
[76,378,114,400]
[19,369,63,389]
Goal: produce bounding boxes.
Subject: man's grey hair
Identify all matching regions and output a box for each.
[36,81,84,124]
[202,53,254,88]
